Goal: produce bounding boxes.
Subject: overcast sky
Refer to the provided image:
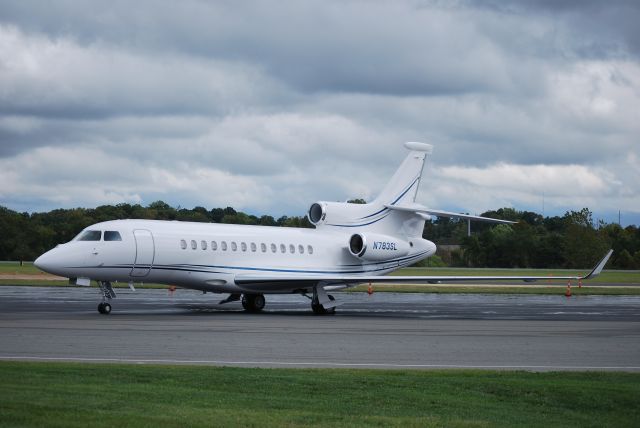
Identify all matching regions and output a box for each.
[1,0,639,225]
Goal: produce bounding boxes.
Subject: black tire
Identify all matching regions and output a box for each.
[312,295,336,315]
[97,303,104,314]
[103,303,112,315]
[241,294,265,313]
[326,295,336,315]
[253,294,266,311]
[311,302,326,315]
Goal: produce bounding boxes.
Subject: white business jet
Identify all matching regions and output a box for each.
[34,143,612,315]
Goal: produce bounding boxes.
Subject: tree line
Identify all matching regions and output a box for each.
[0,202,638,269]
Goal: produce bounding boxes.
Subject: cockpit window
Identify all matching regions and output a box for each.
[76,230,102,241]
[104,231,122,241]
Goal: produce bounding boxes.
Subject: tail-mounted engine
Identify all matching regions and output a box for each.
[307,201,396,230]
[348,233,410,261]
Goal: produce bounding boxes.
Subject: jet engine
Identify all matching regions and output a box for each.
[348,233,410,261]
[308,202,327,225]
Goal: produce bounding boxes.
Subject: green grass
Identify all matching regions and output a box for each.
[0,362,639,427]
[0,261,41,275]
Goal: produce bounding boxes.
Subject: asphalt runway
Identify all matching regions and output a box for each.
[1,286,639,371]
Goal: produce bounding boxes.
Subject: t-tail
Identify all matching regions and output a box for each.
[307,142,516,264]
[307,142,433,238]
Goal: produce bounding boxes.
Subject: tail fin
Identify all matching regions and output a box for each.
[310,142,431,238]
[373,142,432,206]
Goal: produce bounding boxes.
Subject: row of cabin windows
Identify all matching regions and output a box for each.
[180,239,314,255]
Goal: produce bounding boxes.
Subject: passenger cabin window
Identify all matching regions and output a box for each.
[241,242,247,252]
[280,244,286,254]
[289,244,295,254]
[298,244,304,254]
[180,239,187,250]
[201,240,207,250]
[211,241,217,251]
[221,241,227,251]
[104,231,122,241]
[308,245,313,255]
[261,243,267,253]
[270,243,277,253]
[251,242,257,252]
[77,230,102,241]
[231,242,237,251]
[190,240,197,250]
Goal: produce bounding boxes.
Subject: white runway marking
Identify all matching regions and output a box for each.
[1,355,639,371]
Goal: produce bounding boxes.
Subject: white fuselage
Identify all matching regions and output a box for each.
[36,219,436,294]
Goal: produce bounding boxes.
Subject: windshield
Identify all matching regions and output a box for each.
[104,231,122,241]
[75,230,102,241]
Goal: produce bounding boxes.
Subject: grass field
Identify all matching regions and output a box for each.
[1,362,639,427]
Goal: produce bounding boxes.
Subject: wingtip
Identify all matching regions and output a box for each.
[583,249,613,280]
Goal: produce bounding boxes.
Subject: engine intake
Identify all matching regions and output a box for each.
[348,233,410,261]
[308,202,326,225]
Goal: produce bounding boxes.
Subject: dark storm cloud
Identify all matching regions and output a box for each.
[0,1,540,97]
[0,0,638,220]
[473,0,640,58]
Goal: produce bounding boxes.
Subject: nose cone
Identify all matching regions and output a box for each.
[34,249,67,276]
[34,251,52,273]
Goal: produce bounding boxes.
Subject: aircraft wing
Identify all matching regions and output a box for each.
[234,250,613,292]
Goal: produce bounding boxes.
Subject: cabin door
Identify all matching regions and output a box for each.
[130,229,155,277]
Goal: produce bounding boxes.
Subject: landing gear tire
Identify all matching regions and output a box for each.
[241,293,265,313]
[98,302,112,315]
[311,294,336,315]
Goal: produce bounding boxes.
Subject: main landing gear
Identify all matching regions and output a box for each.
[310,286,337,315]
[97,281,116,315]
[241,293,266,313]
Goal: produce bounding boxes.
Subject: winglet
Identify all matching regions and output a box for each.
[582,249,613,280]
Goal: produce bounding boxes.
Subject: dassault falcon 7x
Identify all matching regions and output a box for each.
[35,143,612,315]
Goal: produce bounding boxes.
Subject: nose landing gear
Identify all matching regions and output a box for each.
[98,302,112,314]
[97,281,116,315]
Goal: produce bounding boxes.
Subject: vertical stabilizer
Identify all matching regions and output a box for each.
[373,142,432,206]
[309,142,432,238]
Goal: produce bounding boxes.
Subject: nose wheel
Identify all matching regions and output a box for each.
[98,302,112,314]
[97,281,116,315]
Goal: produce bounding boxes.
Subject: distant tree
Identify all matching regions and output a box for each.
[564,208,594,228]
[347,198,367,204]
[616,249,635,269]
[1,202,636,267]
[259,215,277,226]
[563,223,609,268]
[210,208,225,223]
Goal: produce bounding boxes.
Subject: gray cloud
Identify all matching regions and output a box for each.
[0,0,638,224]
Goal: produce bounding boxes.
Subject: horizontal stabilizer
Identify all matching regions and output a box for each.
[386,204,517,224]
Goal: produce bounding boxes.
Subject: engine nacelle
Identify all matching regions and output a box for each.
[348,233,410,261]
[308,202,327,225]
[308,201,372,227]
